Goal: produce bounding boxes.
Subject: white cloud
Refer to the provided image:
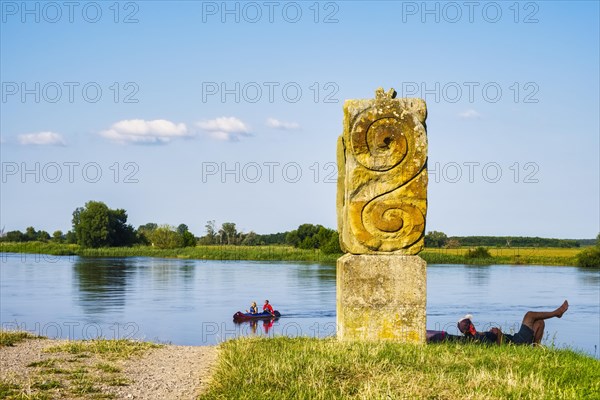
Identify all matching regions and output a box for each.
[18,131,66,146]
[197,117,251,141]
[458,109,482,119]
[266,118,300,130]
[100,119,189,144]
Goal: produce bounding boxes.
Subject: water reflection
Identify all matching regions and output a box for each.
[464,265,491,286]
[295,263,336,282]
[576,268,600,288]
[73,258,129,314]
[234,319,277,335]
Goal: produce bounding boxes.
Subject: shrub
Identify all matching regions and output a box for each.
[465,246,492,259]
[576,234,600,267]
[576,247,600,268]
[149,226,183,249]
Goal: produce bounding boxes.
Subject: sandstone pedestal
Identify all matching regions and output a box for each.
[336,253,426,343]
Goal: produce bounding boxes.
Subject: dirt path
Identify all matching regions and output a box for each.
[0,339,218,399]
[112,345,218,399]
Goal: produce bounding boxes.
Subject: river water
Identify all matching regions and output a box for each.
[1,253,598,357]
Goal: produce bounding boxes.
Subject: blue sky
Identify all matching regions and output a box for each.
[1,1,599,238]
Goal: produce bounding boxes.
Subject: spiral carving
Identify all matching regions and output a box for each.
[361,188,426,252]
[337,88,428,254]
[351,117,407,171]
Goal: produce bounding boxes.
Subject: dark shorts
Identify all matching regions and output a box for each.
[503,324,534,345]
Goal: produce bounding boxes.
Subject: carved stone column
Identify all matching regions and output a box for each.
[336,88,428,343]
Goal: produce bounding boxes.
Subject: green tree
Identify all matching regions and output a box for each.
[52,230,64,243]
[139,223,158,232]
[109,208,136,246]
[219,222,238,245]
[285,230,300,247]
[198,220,217,245]
[425,231,448,248]
[37,230,50,242]
[182,231,197,247]
[65,230,77,244]
[321,231,342,254]
[149,225,183,249]
[4,230,24,242]
[315,226,336,248]
[137,223,158,245]
[445,238,461,248]
[241,231,261,246]
[176,224,196,247]
[72,201,136,248]
[287,224,320,248]
[257,232,287,245]
[286,224,338,250]
[25,226,37,242]
[177,224,189,235]
[73,202,110,247]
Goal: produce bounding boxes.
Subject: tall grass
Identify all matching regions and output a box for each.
[0,330,43,347]
[1,242,582,266]
[200,337,599,400]
[0,241,78,256]
[0,242,340,264]
[78,244,340,263]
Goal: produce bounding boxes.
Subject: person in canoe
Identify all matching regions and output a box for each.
[428,300,569,345]
[246,301,258,314]
[263,299,275,316]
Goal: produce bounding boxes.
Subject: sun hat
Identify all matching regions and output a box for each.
[457,314,474,333]
[458,314,473,324]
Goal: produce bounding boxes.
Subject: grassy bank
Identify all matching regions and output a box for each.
[0,330,43,347]
[0,242,583,266]
[200,337,599,400]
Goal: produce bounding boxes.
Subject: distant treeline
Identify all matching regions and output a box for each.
[0,201,341,253]
[423,231,590,249]
[0,200,595,252]
[258,233,591,249]
[448,236,583,248]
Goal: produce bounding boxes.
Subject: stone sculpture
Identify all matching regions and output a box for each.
[336,88,428,343]
[337,87,428,254]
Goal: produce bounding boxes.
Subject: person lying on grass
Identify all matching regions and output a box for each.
[427,300,569,345]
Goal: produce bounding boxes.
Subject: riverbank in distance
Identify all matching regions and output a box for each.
[0,242,584,266]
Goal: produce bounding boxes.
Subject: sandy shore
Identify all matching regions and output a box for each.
[0,338,218,399]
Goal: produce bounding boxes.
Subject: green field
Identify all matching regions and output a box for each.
[422,247,582,266]
[0,242,586,266]
[199,337,599,400]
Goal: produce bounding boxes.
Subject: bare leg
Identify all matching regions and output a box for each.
[522,300,569,330]
[532,320,545,344]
